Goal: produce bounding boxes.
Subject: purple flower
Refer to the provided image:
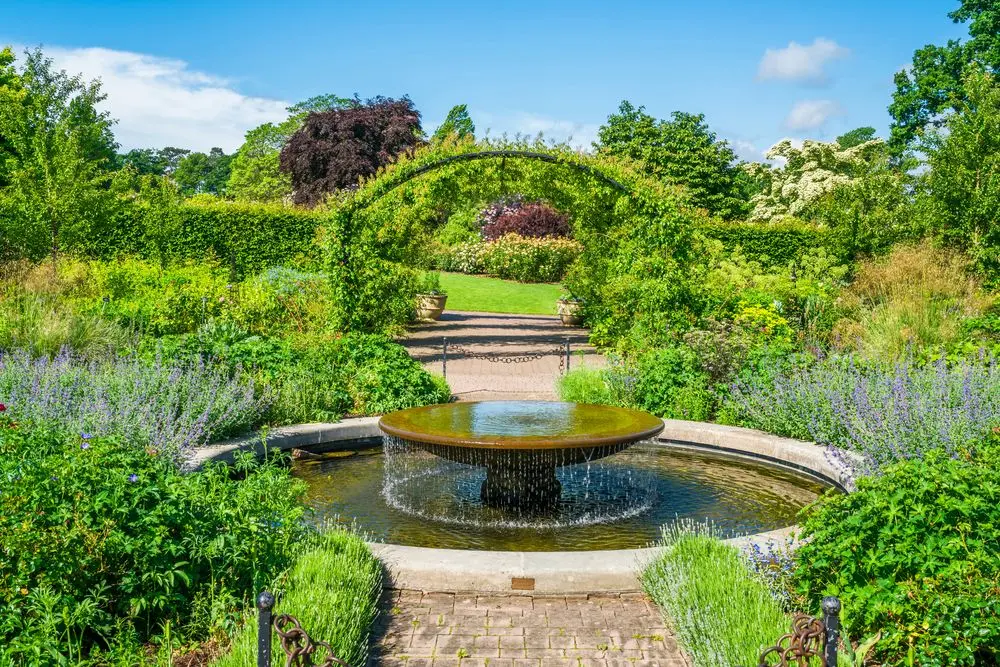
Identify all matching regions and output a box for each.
[80,442,90,450]
[127,474,139,483]
[80,432,92,440]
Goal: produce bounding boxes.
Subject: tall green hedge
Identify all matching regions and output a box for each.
[87,199,326,278]
[698,220,833,265]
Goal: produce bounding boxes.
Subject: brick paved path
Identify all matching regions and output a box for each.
[400,311,605,401]
[369,590,687,667]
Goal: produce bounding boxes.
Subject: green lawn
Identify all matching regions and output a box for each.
[439,272,563,315]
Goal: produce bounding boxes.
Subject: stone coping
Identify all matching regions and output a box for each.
[194,416,842,593]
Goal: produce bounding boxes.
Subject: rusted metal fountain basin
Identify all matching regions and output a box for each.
[378,401,665,509]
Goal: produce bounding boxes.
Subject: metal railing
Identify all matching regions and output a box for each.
[755,596,841,666]
[257,591,350,667]
[441,335,572,380]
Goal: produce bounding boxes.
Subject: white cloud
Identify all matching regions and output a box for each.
[757,38,849,84]
[477,110,599,150]
[35,46,289,152]
[784,100,843,130]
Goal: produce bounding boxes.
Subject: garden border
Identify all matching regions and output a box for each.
[195,418,847,593]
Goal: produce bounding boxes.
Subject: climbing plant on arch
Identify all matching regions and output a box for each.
[322,138,711,347]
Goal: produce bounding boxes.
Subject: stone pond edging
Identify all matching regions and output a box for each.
[194,417,845,593]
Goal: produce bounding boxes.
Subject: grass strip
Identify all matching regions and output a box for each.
[214,529,382,667]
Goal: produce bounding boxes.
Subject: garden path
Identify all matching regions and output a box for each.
[369,589,688,666]
[400,311,605,401]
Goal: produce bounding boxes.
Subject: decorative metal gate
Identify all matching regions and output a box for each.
[257,591,350,667]
[755,596,842,666]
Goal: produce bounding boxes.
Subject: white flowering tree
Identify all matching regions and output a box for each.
[744,138,886,223]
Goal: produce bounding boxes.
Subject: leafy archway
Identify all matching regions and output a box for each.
[323,139,709,347]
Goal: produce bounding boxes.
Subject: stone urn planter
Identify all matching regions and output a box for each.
[557,298,583,326]
[416,293,448,321]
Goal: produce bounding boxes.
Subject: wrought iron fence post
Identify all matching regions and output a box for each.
[442,337,448,380]
[257,590,275,667]
[564,337,571,374]
[822,596,841,666]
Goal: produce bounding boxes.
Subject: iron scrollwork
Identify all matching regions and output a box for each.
[756,613,826,666]
[273,614,351,667]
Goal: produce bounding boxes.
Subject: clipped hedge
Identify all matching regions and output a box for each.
[699,220,833,266]
[80,198,326,278]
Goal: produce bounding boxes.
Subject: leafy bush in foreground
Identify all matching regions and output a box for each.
[795,447,1000,665]
[642,524,789,667]
[0,425,309,665]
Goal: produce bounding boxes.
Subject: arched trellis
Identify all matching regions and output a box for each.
[326,144,698,335]
[351,150,631,212]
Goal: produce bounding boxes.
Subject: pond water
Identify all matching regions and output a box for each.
[292,442,828,551]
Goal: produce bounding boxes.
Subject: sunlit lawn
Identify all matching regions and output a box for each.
[439,272,563,315]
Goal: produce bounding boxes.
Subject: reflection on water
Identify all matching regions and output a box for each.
[292,443,828,551]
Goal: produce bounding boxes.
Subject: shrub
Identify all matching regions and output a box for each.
[214,530,382,667]
[642,523,790,667]
[727,353,1000,475]
[795,447,1000,665]
[438,235,582,283]
[831,241,992,358]
[698,219,833,267]
[0,349,269,454]
[0,425,309,664]
[480,200,570,240]
[633,346,715,420]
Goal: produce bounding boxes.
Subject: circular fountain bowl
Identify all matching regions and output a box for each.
[378,401,665,508]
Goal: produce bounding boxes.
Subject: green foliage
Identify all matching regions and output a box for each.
[836,126,878,149]
[918,69,1000,277]
[432,103,475,142]
[795,447,1000,665]
[173,147,233,196]
[0,425,310,664]
[214,531,382,667]
[633,346,714,420]
[699,220,832,266]
[597,102,750,220]
[118,146,190,176]
[80,198,325,278]
[642,524,791,667]
[226,122,295,203]
[889,0,1000,154]
[0,47,119,262]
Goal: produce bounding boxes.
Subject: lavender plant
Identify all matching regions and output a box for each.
[0,348,270,454]
[728,353,1000,474]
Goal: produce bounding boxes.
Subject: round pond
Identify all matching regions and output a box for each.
[292,442,828,551]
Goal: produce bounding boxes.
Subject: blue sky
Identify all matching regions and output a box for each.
[2,0,968,159]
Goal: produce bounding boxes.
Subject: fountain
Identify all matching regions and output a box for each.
[378,401,664,510]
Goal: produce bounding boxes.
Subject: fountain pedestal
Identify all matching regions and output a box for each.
[481,462,562,509]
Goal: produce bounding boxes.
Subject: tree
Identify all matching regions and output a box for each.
[919,69,1000,274]
[0,47,20,188]
[227,95,353,202]
[432,104,475,142]
[836,126,878,149]
[0,48,117,262]
[596,101,749,219]
[889,0,1000,155]
[280,96,423,207]
[743,138,889,223]
[173,147,232,195]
